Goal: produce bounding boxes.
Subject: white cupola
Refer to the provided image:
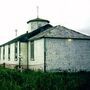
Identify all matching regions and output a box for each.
[27,18,50,32]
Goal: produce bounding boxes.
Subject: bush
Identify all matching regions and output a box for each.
[0,67,90,90]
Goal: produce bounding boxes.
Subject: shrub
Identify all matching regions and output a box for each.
[0,67,90,90]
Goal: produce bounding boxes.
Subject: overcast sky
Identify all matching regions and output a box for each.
[0,0,90,44]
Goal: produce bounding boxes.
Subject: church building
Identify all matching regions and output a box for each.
[0,17,90,72]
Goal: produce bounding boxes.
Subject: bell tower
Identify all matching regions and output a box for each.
[27,18,50,32]
[27,7,50,32]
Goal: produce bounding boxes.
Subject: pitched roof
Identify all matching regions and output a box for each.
[0,24,52,46]
[29,25,90,40]
[27,18,50,23]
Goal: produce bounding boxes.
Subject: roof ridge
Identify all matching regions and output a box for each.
[0,24,53,46]
[29,26,58,40]
[29,25,90,40]
[56,25,90,37]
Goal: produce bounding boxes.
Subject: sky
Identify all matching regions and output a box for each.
[0,0,90,44]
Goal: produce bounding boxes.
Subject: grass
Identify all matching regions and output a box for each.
[0,67,90,90]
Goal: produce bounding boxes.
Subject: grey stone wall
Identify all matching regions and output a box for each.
[45,38,90,72]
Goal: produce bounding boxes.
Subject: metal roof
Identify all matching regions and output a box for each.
[0,24,90,47]
[27,18,50,23]
[29,25,90,40]
[0,24,52,46]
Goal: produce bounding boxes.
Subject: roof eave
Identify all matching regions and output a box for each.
[29,36,90,41]
[27,18,50,23]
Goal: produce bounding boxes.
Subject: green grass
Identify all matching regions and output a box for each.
[0,67,90,90]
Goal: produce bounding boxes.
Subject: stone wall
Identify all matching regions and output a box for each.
[45,38,90,72]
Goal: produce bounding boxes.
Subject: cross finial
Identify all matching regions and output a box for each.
[15,29,18,37]
[37,6,39,18]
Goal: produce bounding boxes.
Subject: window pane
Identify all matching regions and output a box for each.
[30,41,34,60]
[15,42,18,61]
[8,45,10,60]
[0,47,1,60]
[3,46,5,60]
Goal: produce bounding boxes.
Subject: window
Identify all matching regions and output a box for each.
[15,42,18,61]
[30,41,34,60]
[0,47,1,60]
[3,46,5,60]
[8,45,10,60]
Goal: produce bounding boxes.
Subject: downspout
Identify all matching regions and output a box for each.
[44,38,46,72]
